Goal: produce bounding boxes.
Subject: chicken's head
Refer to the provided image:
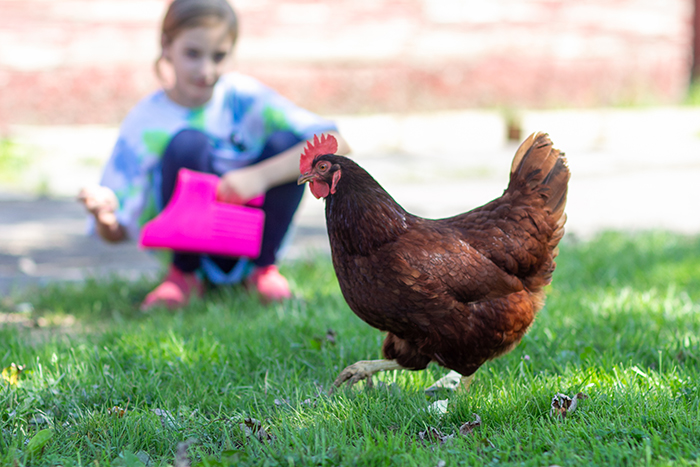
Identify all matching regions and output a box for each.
[297,133,341,199]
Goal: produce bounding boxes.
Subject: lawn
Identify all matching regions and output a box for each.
[1,231,700,466]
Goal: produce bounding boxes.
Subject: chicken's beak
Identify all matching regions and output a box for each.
[297,172,314,185]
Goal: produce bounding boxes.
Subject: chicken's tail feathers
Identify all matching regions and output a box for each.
[509,132,570,220]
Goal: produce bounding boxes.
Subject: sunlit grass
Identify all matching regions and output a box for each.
[1,231,700,466]
[0,138,34,184]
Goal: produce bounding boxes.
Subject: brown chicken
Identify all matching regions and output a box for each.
[297,132,569,392]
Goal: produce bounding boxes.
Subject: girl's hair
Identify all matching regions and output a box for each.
[156,0,238,81]
[161,0,238,46]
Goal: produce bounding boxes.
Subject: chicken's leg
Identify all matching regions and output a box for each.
[332,359,404,392]
[460,373,475,391]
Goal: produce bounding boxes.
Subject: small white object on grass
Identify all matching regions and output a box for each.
[426,399,449,415]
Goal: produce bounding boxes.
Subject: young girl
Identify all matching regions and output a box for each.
[79,0,350,310]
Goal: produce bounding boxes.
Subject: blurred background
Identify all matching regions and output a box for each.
[1,0,700,292]
[1,0,698,123]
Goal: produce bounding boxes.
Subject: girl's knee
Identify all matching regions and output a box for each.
[163,129,210,168]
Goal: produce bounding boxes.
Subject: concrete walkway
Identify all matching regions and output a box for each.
[2,107,700,296]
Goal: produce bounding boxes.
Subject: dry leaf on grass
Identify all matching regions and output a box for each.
[418,426,454,445]
[550,392,588,418]
[459,413,482,436]
[240,417,274,443]
[418,414,484,446]
[108,405,128,418]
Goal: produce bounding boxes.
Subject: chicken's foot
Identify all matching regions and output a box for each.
[331,359,404,393]
[425,370,474,395]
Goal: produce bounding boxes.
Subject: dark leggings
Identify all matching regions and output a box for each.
[160,129,305,273]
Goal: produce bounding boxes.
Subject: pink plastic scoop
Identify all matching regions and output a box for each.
[139,168,265,258]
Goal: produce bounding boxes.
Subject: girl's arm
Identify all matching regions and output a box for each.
[94,211,128,243]
[217,130,351,204]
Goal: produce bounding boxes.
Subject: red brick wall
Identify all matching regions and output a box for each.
[0,0,694,125]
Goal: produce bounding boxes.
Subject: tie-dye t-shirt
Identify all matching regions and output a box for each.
[99,72,337,241]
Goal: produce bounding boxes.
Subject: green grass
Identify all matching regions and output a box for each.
[2,231,700,466]
[0,138,34,184]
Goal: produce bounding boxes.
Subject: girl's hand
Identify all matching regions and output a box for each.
[217,167,266,205]
[77,185,126,242]
[78,185,119,218]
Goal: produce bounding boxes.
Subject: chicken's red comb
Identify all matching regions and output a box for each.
[299,134,338,174]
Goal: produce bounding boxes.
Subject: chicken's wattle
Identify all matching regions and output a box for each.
[310,180,330,199]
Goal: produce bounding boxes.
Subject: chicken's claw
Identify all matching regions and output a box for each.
[329,359,404,394]
[332,361,374,392]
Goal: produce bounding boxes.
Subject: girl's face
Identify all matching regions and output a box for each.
[162,20,234,108]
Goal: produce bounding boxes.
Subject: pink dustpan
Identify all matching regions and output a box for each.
[139,168,265,258]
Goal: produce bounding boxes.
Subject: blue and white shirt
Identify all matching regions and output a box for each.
[99,72,337,241]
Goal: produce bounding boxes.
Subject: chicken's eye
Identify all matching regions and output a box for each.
[317,162,330,172]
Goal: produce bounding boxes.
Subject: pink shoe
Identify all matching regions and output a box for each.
[140,265,204,311]
[247,265,292,303]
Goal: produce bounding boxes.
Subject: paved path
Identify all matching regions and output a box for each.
[2,108,699,295]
